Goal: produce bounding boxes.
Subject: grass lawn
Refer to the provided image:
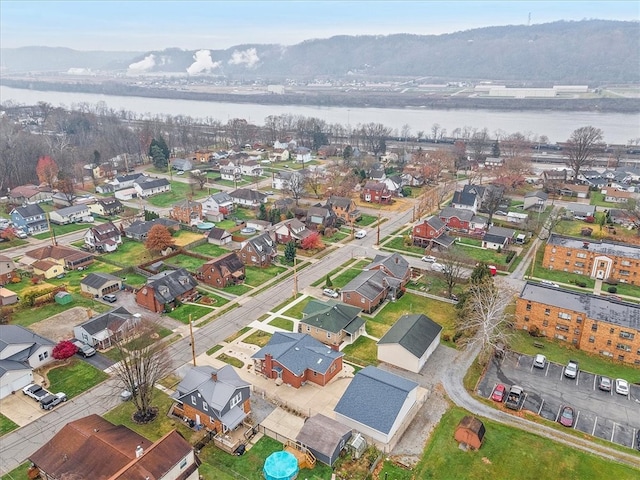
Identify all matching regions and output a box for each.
[165,253,205,271]
[529,247,596,288]
[217,353,244,368]
[323,230,350,243]
[172,230,205,247]
[145,181,209,207]
[268,317,294,331]
[10,294,108,327]
[188,243,230,257]
[311,259,362,286]
[342,336,378,366]
[0,413,19,436]
[241,329,272,347]
[121,272,148,288]
[281,297,312,319]
[456,243,509,265]
[102,239,156,266]
[412,406,639,480]
[613,282,640,298]
[590,191,618,208]
[510,330,640,383]
[166,304,213,324]
[356,214,378,226]
[33,222,88,240]
[457,237,483,247]
[45,358,109,398]
[0,238,28,251]
[332,268,365,289]
[244,265,287,287]
[206,345,223,355]
[218,283,251,295]
[224,327,251,342]
[382,236,425,256]
[1,462,30,480]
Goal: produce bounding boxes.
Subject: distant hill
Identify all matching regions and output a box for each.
[1,20,638,84]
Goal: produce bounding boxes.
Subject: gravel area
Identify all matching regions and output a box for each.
[29,306,92,341]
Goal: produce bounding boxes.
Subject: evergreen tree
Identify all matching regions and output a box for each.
[258,203,268,221]
[150,145,167,170]
[284,241,296,264]
[491,142,501,157]
[325,275,333,288]
[269,208,281,224]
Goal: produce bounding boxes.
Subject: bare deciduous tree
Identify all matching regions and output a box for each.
[566,126,604,182]
[439,246,471,297]
[286,171,306,205]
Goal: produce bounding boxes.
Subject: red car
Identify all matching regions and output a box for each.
[491,384,506,402]
[559,406,575,427]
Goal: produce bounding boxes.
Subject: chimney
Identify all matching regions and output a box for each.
[135,445,144,458]
[211,371,218,382]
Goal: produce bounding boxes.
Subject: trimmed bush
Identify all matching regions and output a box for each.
[608,286,618,294]
[52,340,78,360]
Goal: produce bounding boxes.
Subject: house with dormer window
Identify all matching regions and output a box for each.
[135,268,198,313]
[274,218,313,244]
[238,233,278,267]
[196,253,245,288]
[412,216,456,249]
[83,221,122,253]
[10,204,48,235]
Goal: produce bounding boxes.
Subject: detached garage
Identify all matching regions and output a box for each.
[377,313,442,373]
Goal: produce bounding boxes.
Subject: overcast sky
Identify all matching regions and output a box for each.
[1,1,638,51]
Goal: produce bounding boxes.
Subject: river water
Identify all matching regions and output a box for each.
[1,85,639,144]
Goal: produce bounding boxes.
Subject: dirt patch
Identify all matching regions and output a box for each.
[29,306,94,342]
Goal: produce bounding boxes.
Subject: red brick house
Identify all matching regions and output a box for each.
[412,216,456,249]
[238,233,278,267]
[252,332,344,388]
[196,253,245,288]
[361,181,391,204]
[439,207,488,234]
[169,199,203,225]
[135,268,199,313]
[325,196,361,224]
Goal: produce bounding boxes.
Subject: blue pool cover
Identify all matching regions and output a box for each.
[263,451,299,480]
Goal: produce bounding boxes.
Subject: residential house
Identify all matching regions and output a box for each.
[8,184,52,204]
[206,227,233,245]
[361,181,391,204]
[506,212,528,224]
[317,145,338,158]
[482,233,508,250]
[95,183,116,194]
[383,175,403,197]
[240,159,263,176]
[299,299,366,349]
[567,204,596,220]
[21,245,93,277]
[559,183,589,199]
[229,188,267,208]
[542,169,568,189]
[378,314,442,373]
[484,156,504,168]
[111,172,145,191]
[604,188,634,204]
[172,158,193,172]
[49,204,91,224]
[333,366,420,450]
[515,282,640,366]
[306,204,336,231]
[80,272,123,297]
[412,216,456,250]
[171,365,251,434]
[272,170,303,191]
[124,218,180,241]
[201,192,234,218]
[87,196,123,217]
[487,226,516,243]
[0,287,18,306]
[369,163,386,181]
[73,306,141,349]
[134,177,171,197]
[0,255,17,286]
[196,253,245,288]
[0,325,54,399]
[367,253,411,286]
[524,190,548,211]
[295,414,352,466]
[609,209,636,228]
[10,204,48,235]
[274,218,313,244]
[238,233,278,267]
[269,148,290,163]
[543,233,640,282]
[451,190,479,214]
[83,221,122,253]
[220,163,242,182]
[251,332,344,388]
[136,269,198,313]
[170,199,203,225]
[51,191,81,208]
[274,139,296,150]
[438,207,487,234]
[325,196,361,224]
[28,415,199,480]
[193,148,215,163]
[114,187,138,201]
[295,147,311,163]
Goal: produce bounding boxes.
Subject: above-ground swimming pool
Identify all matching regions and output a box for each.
[196,222,215,230]
[263,451,299,480]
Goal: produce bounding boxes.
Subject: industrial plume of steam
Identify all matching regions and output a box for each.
[186,50,221,75]
[228,48,260,68]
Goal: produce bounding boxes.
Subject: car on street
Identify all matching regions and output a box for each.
[421,255,436,263]
[430,262,445,273]
[102,294,117,303]
[598,376,612,392]
[491,383,506,402]
[322,288,339,298]
[564,360,579,379]
[23,384,49,401]
[559,405,575,427]
[354,230,367,239]
[615,378,630,396]
[176,171,185,175]
[72,340,96,358]
[540,280,560,288]
[533,353,547,369]
[40,392,67,410]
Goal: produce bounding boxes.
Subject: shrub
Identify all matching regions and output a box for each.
[52,340,77,360]
[505,250,516,262]
[608,286,618,294]
[576,280,587,288]
[497,246,502,253]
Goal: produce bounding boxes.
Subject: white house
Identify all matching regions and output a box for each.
[134,177,171,197]
[295,147,311,163]
[240,160,263,176]
[49,205,91,225]
[220,163,242,182]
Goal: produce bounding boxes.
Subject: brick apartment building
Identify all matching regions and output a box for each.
[515,282,640,365]
[543,233,640,284]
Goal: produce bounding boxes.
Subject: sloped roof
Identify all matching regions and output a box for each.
[296,414,352,462]
[207,191,233,204]
[366,253,409,280]
[452,191,476,207]
[207,227,232,240]
[341,269,389,301]
[487,226,516,238]
[378,314,442,358]
[135,177,170,190]
[252,332,343,376]
[230,188,267,202]
[423,215,445,231]
[51,204,89,217]
[334,366,418,435]
[12,203,45,218]
[300,300,365,334]
[326,196,353,210]
[24,244,88,261]
[78,306,135,335]
[0,325,54,363]
[174,364,249,411]
[244,233,277,256]
[146,269,198,304]
[80,272,122,290]
[483,233,508,245]
[200,252,244,275]
[440,206,474,222]
[125,218,179,236]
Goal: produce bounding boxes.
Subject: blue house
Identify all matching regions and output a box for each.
[10,204,48,235]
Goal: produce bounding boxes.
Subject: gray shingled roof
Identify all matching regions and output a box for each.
[486,226,516,238]
[341,270,388,301]
[424,215,445,231]
[230,188,267,202]
[13,204,45,218]
[146,269,198,304]
[53,205,89,216]
[366,253,409,280]
[135,177,170,190]
[440,206,474,222]
[78,307,134,335]
[452,191,476,207]
[483,233,508,245]
[547,233,640,260]
[300,300,365,334]
[296,413,352,462]
[80,272,121,290]
[378,314,442,358]
[0,325,54,363]
[174,365,249,411]
[251,332,343,376]
[520,282,640,331]
[334,366,418,435]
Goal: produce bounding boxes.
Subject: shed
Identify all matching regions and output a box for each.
[0,287,19,306]
[295,414,352,466]
[54,291,73,305]
[454,415,485,450]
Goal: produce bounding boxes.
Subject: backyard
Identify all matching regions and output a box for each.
[145,181,212,207]
[44,358,110,398]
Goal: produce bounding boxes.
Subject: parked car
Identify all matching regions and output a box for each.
[72,340,96,358]
[176,171,185,175]
[421,255,436,263]
[354,230,367,239]
[636,430,640,451]
[322,288,339,298]
[40,392,67,410]
[540,280,560,288]
[615,378,630,396]
[102,294,117,303]
[23,384,49,401]
[491,383,506,402]
[533,353,547,369]
[431,262,445,273]
[559,405,575,427]
[598,376,612,392]
[564,360,579,379]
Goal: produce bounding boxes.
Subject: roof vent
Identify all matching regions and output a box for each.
[135,445,144,458]
[583,242,590,249]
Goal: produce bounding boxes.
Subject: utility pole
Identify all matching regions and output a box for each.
[189,314,196,366]
[376,213,381,246]
[292,256,298,297]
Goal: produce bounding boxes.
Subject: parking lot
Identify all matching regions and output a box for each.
[478,351,640,450]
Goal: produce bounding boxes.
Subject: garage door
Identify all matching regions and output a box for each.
[0,372,33,399]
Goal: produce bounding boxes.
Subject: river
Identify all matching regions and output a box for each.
[1,85,639,144]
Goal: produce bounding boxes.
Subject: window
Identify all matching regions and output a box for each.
[191,395,196,405]
[524,316,530,322]
[558,312,571,320]
[180,459,187,469]
[574,262,585,268]
[616,343,631,352]
[576,316,582,324]
[38,351,49,361]
[542,320,549,327]
[203,402,208,411]
[618,355,625,361]
[566,251,572,257]
[556,324,569,332]
[327,332,331,338]
[620,331,635,340]
[526,303,531,311]
[306,325,310,332]
[576,252,587,259]
[589,336,595,343]
[230,392,242,409]
[620,270,630,276]
[360,298,365,304]
[544,308,550,316]
[607,339,612,346]
[621,260,631,266]
[610,328,615,334]
[591,323,598,332]
[552,248,557,253]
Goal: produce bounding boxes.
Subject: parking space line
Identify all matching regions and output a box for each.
[633,428,637,450]
[573,410,580,429]
[611,422,616,442]
[575,373,579,387]
[592,417,598,436]
[538,399,544,415]
[488,383,496,400]
[544,363,550,377]
[555,405,562,423]
[560,368,565,380]
[592,375,596,391]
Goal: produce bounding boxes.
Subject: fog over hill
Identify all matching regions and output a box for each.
[1,20,638,84]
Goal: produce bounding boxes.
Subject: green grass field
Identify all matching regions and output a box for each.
[33,222,88,240]
[244,265,287,287]
[102,239,156,265]
[0,413,19,436]
[267,317,294,331]
[342,336,378,366]
[188,242,230,257]
[46,358,109,398]
[241,329,272,347]
[166,304,213,324]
